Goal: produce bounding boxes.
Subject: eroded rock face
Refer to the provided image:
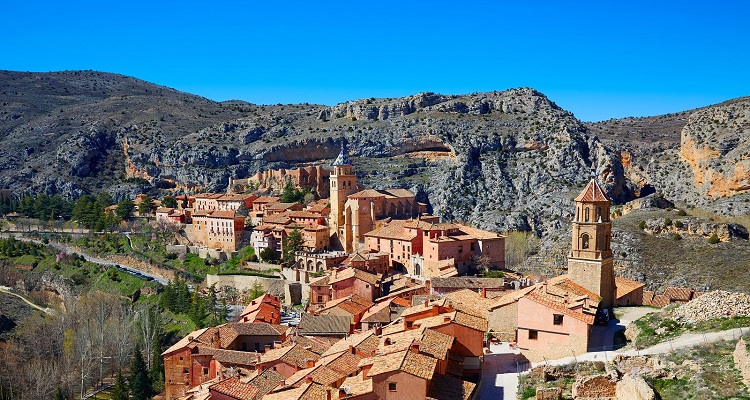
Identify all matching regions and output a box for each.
[680,99,750,199]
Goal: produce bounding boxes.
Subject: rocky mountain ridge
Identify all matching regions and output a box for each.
[2,70,750,239]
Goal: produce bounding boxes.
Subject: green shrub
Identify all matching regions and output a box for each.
[664,218,672,226]
[707,233,720,244]
[674,220,684,229]
[676,209,687,216]
[672,233,682,241]
[638,220,646,230]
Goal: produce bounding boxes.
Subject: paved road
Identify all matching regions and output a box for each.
[0,233,169,285]
[477,343,522,400]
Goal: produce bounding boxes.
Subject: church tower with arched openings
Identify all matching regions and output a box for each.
[568,178,616,310]
[329,140,357,249]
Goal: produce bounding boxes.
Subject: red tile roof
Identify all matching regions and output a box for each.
[574,179,611,202]
[209,377,259,400]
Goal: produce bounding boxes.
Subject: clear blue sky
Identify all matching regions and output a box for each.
[3,1,749,121]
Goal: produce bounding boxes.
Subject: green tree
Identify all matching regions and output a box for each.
[129,345,151,400]
[282,228,303,263]
[115,199,135,221]
[161,196,177,208]
[138,197,155,215]
[110,371,129,400]
[708,233,720,244]
[149,333,164,394]
[260,247,277,263]
[248,281,265,302]
[54,387,65,400]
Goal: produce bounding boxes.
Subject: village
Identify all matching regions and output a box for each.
[146,142,672,400]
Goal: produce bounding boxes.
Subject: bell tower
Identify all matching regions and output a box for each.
[329,140,357,249]
[568,178,616,309]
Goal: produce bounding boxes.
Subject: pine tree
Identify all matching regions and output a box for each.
[54,387,65,400]
[282,228,303,263]
[110,371,129,400]
[149,332,165,394]
[129,345,151,400]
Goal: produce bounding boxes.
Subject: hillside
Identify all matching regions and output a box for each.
[2,71,750,288]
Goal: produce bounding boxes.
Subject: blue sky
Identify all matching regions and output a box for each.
[3,1,749,121]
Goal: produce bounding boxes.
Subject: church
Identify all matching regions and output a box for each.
[327,141,428,253]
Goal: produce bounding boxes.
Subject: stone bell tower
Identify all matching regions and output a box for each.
[329,140,357,249]
[568,178,616,309]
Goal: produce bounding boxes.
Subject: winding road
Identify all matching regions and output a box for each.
[0,233,169,285]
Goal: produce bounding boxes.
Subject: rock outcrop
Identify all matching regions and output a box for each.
[734,337,750,386]
[672,290,750,324]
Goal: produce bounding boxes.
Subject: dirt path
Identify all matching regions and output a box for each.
[0,286,53,314]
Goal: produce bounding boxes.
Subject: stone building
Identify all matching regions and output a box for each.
[231,165,330,198]
[328,141,359,250]
[567,179,616,310]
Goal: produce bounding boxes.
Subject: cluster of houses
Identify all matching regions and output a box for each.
[164,289,486,400]
[163,158,652,399]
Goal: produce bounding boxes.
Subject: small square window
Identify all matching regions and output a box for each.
[529,330,538,340]
[388,382,397,391]
[553,314,564,325]
[203,368,208,375]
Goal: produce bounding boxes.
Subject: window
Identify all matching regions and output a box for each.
[528,330,538,340]
[203,368,209,375]
[406,321,413,328]
[553,314,564,325]
[581,233,590,249]
[585,207,590,222]
[458,245,463,254]
[470,242,475,251]
[317,295,323,302]
[183,368,189,374]
[388,382,397,391]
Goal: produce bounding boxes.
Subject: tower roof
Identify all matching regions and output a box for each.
[332,139,352,166]
[574,179,610,202]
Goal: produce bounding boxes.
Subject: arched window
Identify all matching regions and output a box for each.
[581,233,590,249]
[584,208,590,222]
[414,263,421,276]
[597,207,602,222]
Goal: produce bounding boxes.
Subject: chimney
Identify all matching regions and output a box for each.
[443,315,451,323]
[273,341,282,349]
[256,352,262,362]
[348,344,355,355]
[542,282,548,294]
[305,375,314,384]
[410,341,421,354]
[307,359,315,368]
[362,363,372,380]
[423,299,429,307]
[481,287,487,298]
[213,329,221,349]
[327,389,332,400]
[375,326,382,336]
[277,379,286,389]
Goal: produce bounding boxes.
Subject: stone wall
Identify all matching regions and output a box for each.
[571,374,616,399]
[536,387,562,400]
[734,337,750,386]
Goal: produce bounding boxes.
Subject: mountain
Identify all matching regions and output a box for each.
[2,70,750,239]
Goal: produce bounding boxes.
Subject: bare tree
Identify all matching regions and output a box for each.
[137,303,161,369]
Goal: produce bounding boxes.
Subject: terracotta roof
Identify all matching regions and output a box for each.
[523,292,595,324]
[217,322,286,348]
[430,277,506,290]
[322,331,379,357]
[262,213,294,225]
[247,369,285,398]
[319,295,374,317]
[298,314,351,335]
[545,276,601,301]
[328,267,381,286]
[240,294,282,323]
[210,210,238,219]
[642,290,655,306]
[651,294,671,308]
[196,347,258,367]
[458,226,503,240]
[409,310,488,332]
[209,377,259,400]
[382,188,415,198]
[615,277,645,299]
[320,351,362,376]
[285,365,341,387]
[375,284,426,302]
[308,275,330,286]
[364,349,437,380]
[254,196,280,204]
[340,373,373,397]
[574,179,611,202]
[283,336,332,356]
[259,343,320,369]
[363,220,417,241]
[162,327,210,355]
[262,382,334,400]
[361,298,402,324]
[426,374,477,400]
[443,289,494,318]
[379,328,454,360]
[348,189,388,199]
[267,202,301,211]
[664,287,694,302]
